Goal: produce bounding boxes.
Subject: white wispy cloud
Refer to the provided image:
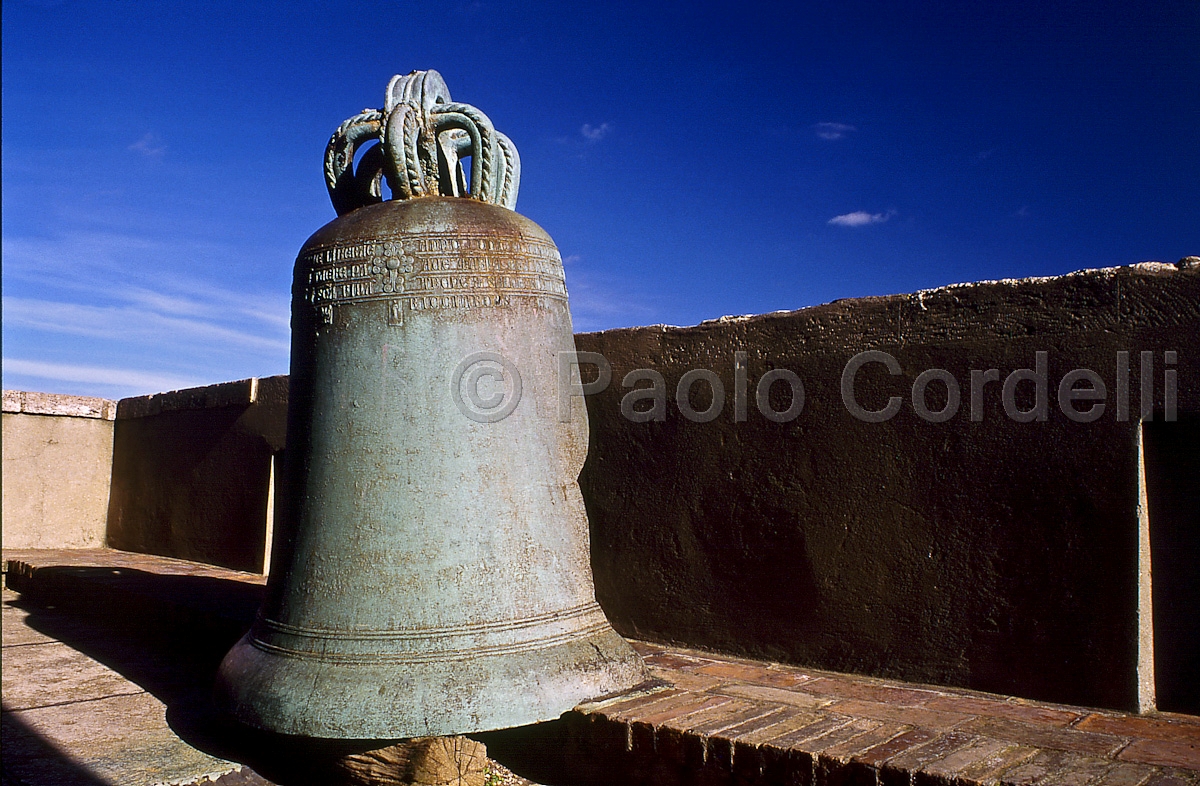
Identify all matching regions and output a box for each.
[128,132,166,158]
[2,231,291,331]
[2,229,292,397]
[813,122,856,141]
[121,285,291,331]
[828,209,896,227]
[581,122,612,142]
[3,359,200,391]
[3,297,290,353]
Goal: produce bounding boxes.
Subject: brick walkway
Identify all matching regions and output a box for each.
[3,549,1198,785]
[568,641,1200,784]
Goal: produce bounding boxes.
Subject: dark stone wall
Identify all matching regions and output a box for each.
[574,262,1199,712]
[105,376,288,573]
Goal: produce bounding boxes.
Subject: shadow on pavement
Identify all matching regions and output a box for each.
[1,711,112,786]
[6,567,575,785]
[7,568,291,781]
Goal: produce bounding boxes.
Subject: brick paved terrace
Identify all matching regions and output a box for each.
[557,641,1200,785]
[3,548,1198,786]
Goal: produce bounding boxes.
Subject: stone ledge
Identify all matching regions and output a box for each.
[569,641,1200,784]
[581,258,1200,345]
[2,390,117,420]
[115,375,288,420]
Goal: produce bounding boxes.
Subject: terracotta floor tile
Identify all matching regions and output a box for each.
[695,660,811,688]
[1118,739,1200,771]
[731,709,827,747]
[882,730,976,773]
[719,706,797,741]
[798,676,939,706]
[995,750,1076,786]
[1140,770,1199,786]
[920,736,1014,779]
[925,694,1081,727]
[670,699,758,734]
[855,727,940,768]
[794,717,883,756]
[714,682,836,711]
[642,651,716,671]
[819,722,910,761]
[955,743,1040,784]
[766,714,857,750]
[650,666,726,692]
[591,687,685,718]
[689,704,788,738]
[1079,715,1200,744]
[960,715,1126,757]
[632,694,736,726]
[1091,761,1159,786]
[825,697,973,730]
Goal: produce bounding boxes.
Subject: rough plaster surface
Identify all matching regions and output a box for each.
[2,408,114,549]
[574,261,1200,712]
[105,376,288,572]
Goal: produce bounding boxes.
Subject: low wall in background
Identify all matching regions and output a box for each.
[104,376,288,573]
[3,261,1196,714]
[2,391,116,549]
[576,261,1199,714]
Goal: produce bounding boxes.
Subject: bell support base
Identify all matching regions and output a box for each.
[215,625,648,739]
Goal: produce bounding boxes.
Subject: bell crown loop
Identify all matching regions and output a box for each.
[324,70,521,216]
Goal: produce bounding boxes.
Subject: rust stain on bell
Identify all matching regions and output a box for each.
[215,70,648,738]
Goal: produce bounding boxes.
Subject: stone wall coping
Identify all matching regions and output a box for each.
[114,375,288,420]
[2,376,289,421]
[579,258,1200,338]
[2,390,117,420]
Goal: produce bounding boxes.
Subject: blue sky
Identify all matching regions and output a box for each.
[3,0,1197,399]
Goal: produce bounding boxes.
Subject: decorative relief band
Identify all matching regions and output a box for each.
[259,601,604,641]
[249,618,612,664]
[249,601,612,664]
[301,233,566,324]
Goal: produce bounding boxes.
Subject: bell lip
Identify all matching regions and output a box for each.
[214,627,649,739]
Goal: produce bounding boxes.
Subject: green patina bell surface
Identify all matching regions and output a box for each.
[214,70,648,739]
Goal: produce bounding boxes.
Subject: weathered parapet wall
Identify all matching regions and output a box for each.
[3,261,1195,714]
[574,261,1200,714]
[104,376,288,573]
[2,391,117,549]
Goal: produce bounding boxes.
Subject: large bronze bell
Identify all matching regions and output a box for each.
[215,70,648,738]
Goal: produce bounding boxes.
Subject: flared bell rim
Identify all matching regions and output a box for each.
[214,624,648,739]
